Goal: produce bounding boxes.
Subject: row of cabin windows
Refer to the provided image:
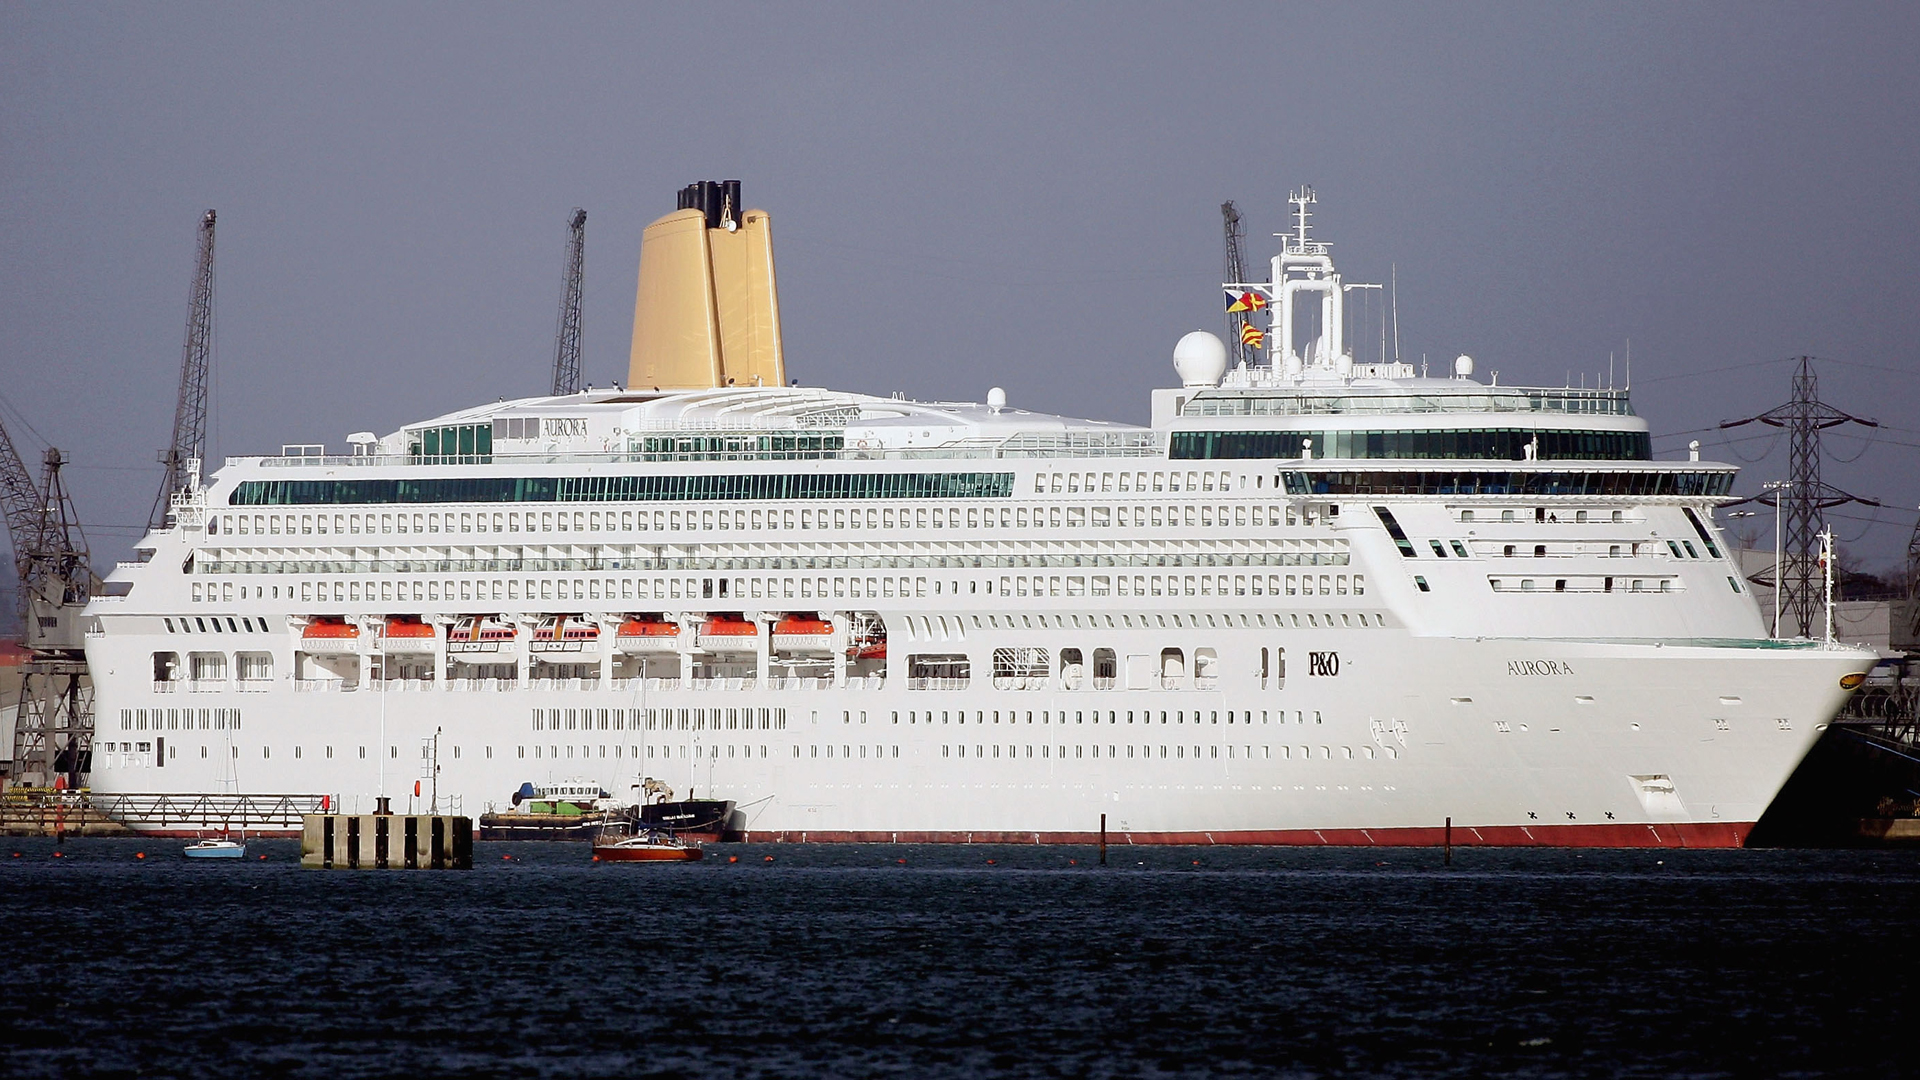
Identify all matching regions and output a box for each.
[1172,429,1653,462]
[108,737,1385,767]
[109,741,499,764]
[1035,470,1248,494]
[208,502,1299,538]
[886,708,1306,725]
[227,472,1015,507]
[531,707,788,731]
[191,571,1365,605]
[1459,508,1628,523]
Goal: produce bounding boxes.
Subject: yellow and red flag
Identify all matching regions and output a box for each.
[1240,323,1266,348]
[1225,290,1269,313]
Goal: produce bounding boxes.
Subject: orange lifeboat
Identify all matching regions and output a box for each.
[616,617,681,653]
[301,617,359,654]
[771,613,834,652]
[697,615,759,653]
[381,617,435,654]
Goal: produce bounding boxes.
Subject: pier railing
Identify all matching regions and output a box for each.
[1,789,330,833]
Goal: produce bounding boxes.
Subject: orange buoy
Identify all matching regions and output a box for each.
[728,855,739,863]
[136,852,146,860]
[986,859,996,865]
[592,855,600,862]
[897,858,906,864]
[763,855,774,862]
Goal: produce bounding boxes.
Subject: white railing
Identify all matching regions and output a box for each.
[609,677,683,692]
[765,676,833,690]
[187,679,228,693]
[843,675,885,691]
[992,676,1049,691]
[293,678,358,693]
[236,678,275,694]
[1194,676,1220,690]
[446,678,517,692]
[525,677,603,692]
[152,681,178,694]
[1093,677,1117,691]
[907,677,971,691]
[687,677,757,691]
[370,679,436,692]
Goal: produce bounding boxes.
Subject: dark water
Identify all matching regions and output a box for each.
[4,840,1917,1078]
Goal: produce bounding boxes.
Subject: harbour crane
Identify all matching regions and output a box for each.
[149,209,216,532]
[1,413,97,788]
[551,208,586,396]
[1222,201,1256,369]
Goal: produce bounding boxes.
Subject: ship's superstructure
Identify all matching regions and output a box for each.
[81,186,1873,845]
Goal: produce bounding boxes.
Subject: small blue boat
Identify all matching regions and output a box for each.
[182,837,248,860]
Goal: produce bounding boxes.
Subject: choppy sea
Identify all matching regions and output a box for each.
[3,839,1915,1078]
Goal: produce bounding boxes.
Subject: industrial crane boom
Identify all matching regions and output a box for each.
[551,208,586,396]
[0,415,44,585]
[1222,200,1255,369]
[150,208,217,532]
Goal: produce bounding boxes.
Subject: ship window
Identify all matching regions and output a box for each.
[1414,576,1430,593]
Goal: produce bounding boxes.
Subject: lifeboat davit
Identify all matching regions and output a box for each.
[697,616,759,653]
[380,617,436,654]
[616,617,682,654]
[771,614,834,652]
[301,617,360,654]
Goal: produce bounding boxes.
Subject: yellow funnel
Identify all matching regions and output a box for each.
[627,191,784,391]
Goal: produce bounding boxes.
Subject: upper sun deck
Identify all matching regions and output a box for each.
[247,385,1157,469]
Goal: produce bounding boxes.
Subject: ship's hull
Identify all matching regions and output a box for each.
[84,629,1871,847]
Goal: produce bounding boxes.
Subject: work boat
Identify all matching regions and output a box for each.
[84,181,1874,846]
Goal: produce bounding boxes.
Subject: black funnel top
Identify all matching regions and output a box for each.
[677,180,743,229]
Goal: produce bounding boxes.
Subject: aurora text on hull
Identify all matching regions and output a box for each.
[83,183,1874,846]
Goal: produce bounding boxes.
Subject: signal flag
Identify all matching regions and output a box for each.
[1226,290,1269,313]
[1240,323,1266,348]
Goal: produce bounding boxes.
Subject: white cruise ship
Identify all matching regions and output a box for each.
[83,183,1874,846]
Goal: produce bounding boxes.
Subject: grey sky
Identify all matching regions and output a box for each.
[3,2,1917,567]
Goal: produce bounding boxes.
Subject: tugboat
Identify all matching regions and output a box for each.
[634,777,742,842]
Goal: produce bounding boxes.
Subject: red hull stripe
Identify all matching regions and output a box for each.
[127,821,1752,848]
[738,822,1754,848]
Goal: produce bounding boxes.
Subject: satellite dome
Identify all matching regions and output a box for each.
[986,387,1007,414]
[1454,354,1475,378]
[1173,331,1228,388]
